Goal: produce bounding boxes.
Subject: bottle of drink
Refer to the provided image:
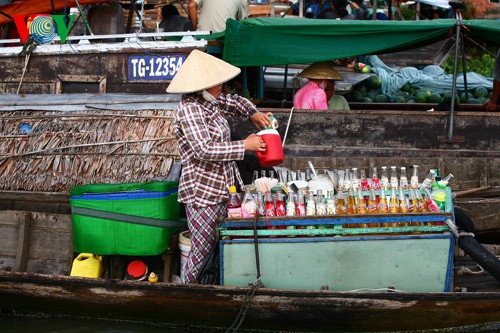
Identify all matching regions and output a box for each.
[389,166,398,189]
[420,169,435,190]
[256,191,265,216]
[326,190,336,215]
[380,166,389,190]
[336,190,347,214]
[367,188,379,227]
[415,189,429,212]
[306,191,316,216]
[408,188,417,212]
[346,186,356,215]
[316,190,327,216]
[431,175,441,195]
[433,182,447,212]
[360,169,370,190]
[241,185,257,217]
[275,191,286,217]
[351,168,360,190]
[377,189,389,214]
[398,189,409,213]
[261,170,267,179]
[295,192,306,216]
[389,187,399,213]
[356,187,368,215]
[371,167,381,191]
[423,188,441,213]
[343,169,352,191]
[410,165,419,189]
[264,191,276,217]
[227,185,242,218]
[399,167,408,189]
[286,194,296,216]
[441,173,454,186]
[367,188,378,213]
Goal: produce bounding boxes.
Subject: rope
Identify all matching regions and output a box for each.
[224,214,264,333]
[457,265,485,275]
[16,53,31,95]
[444,218,475,238]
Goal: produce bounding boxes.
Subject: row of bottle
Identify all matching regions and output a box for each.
[252,166,452,193]
[227,184,447,219]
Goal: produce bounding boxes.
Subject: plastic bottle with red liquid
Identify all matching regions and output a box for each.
[423,188,441,213]
[227,185,242,218]
[371,167,381,191]
[275,191,286,217]
[264,191,276,217]
[295,192,306,216]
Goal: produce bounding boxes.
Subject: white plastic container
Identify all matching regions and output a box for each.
[178,230,191,282]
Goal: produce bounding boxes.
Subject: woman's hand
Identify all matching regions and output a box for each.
[251,112,274,129]
[243,133,266,152]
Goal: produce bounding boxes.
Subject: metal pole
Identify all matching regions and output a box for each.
[460,32,469,103]
[74,0,93,35]
[282,65,289,102]
[448,20,461,143]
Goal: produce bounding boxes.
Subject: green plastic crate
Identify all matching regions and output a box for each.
[70,181,180,255]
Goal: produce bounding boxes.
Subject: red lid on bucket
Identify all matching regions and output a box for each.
[127,260,148,279]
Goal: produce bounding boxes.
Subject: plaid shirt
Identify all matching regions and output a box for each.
[293,81,328,110]
[174,93,258,207]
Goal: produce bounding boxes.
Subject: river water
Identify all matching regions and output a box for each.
[0,315,204,333]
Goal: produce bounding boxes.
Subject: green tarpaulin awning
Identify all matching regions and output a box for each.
[222,18,500,67]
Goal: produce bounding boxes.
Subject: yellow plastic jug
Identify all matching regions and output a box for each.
[70,253,103,278]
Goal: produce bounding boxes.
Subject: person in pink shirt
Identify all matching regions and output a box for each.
[294,61,344,110]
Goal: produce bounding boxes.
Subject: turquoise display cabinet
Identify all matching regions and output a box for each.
[218,188,455,292]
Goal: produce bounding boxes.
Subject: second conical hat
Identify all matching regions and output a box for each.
[297,62,343,80]
[166,49,241,94]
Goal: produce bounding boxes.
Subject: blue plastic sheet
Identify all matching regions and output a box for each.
[359,55,493,97]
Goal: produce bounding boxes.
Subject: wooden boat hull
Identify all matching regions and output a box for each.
[0,271,500,332]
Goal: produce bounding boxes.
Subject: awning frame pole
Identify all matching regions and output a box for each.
[448,19,461,143]
[74,0,93,35]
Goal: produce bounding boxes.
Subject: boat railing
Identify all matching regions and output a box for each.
[0,30,211,46]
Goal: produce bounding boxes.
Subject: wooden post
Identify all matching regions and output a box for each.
[14,212,32,272]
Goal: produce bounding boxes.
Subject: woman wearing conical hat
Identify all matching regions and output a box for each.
[293,61,344,110]
[167,50,273,284]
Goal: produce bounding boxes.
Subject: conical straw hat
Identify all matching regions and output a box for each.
[297,62,343,80]
[166,49,241,94]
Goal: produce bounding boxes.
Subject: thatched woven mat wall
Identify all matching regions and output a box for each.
[0,109,179,192]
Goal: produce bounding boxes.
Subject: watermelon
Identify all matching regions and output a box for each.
[354,84,368,96]
[360,97,373,103]
[415,91,428,103]
[374,94,389,103]
[429,93,442,103]
[367,75,382,90]
[401,83,411,92]
[460,92,474,103]
[394,95,406,103]
[466,98,482,104]
[367,90,379,101]
[474,86,489,99]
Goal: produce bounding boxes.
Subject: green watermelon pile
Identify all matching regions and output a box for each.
[346,74,492,105]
